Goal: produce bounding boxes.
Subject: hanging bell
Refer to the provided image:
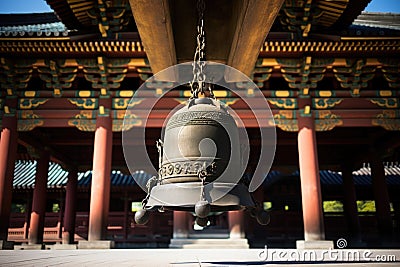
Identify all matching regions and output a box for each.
[135,97,255,224]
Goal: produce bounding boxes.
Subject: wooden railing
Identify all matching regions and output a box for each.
[8,211,173,244]
[8,210,386,245]
[8,213,28,241]
[245,210,388,246]
[8,212,63,243]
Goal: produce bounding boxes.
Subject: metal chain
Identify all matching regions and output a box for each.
[141,176,158,209]
[190,0,214,99]
[156,139,163,180]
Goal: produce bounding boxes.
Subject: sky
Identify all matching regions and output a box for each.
[0,0,53,14]
[365,0,400,12]
[0,0,399,14]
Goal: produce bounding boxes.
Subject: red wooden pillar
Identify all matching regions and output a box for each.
[62,169,77,244]
[297,115,325,241]
[229,210,245,239]
[0,115,17,241]
[57,196,64,239]
[24,193,32,240]
[88,115,113,241]
[341,167,361,240]
[28,152,50,245]
[123,192,129,241]
[371,158,392,236]
[393,201,400,237]
[173,211,189,239]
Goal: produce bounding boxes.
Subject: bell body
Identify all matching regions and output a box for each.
[161,97,240,183]
[145,97,254,212]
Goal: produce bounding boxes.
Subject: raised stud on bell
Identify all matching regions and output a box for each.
[195,200,211,218]
[134,209,149,225]
[196,216,209,227]
[256,210,270,225]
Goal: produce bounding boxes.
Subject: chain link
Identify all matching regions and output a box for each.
[190,0,214,99]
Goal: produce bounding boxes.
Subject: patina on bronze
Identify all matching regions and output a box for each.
[134,96,257,225]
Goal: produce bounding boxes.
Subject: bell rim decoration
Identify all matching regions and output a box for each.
[145,182,254,211]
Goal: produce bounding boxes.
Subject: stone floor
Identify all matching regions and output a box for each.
[0,249,399,266]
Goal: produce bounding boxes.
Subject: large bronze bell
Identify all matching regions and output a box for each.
[135,97,264,225]
[133,0,271,226]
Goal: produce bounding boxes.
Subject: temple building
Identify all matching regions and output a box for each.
[0,0,399,249]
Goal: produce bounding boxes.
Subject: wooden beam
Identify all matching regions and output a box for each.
[18,135,76,170]
[227,0,284,78]
[129,0,176,75]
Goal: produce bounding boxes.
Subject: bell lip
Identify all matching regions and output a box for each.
[144,182,255,210]
[146,205,247,213]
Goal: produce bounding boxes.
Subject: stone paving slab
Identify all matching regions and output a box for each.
[0,249,399,266]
